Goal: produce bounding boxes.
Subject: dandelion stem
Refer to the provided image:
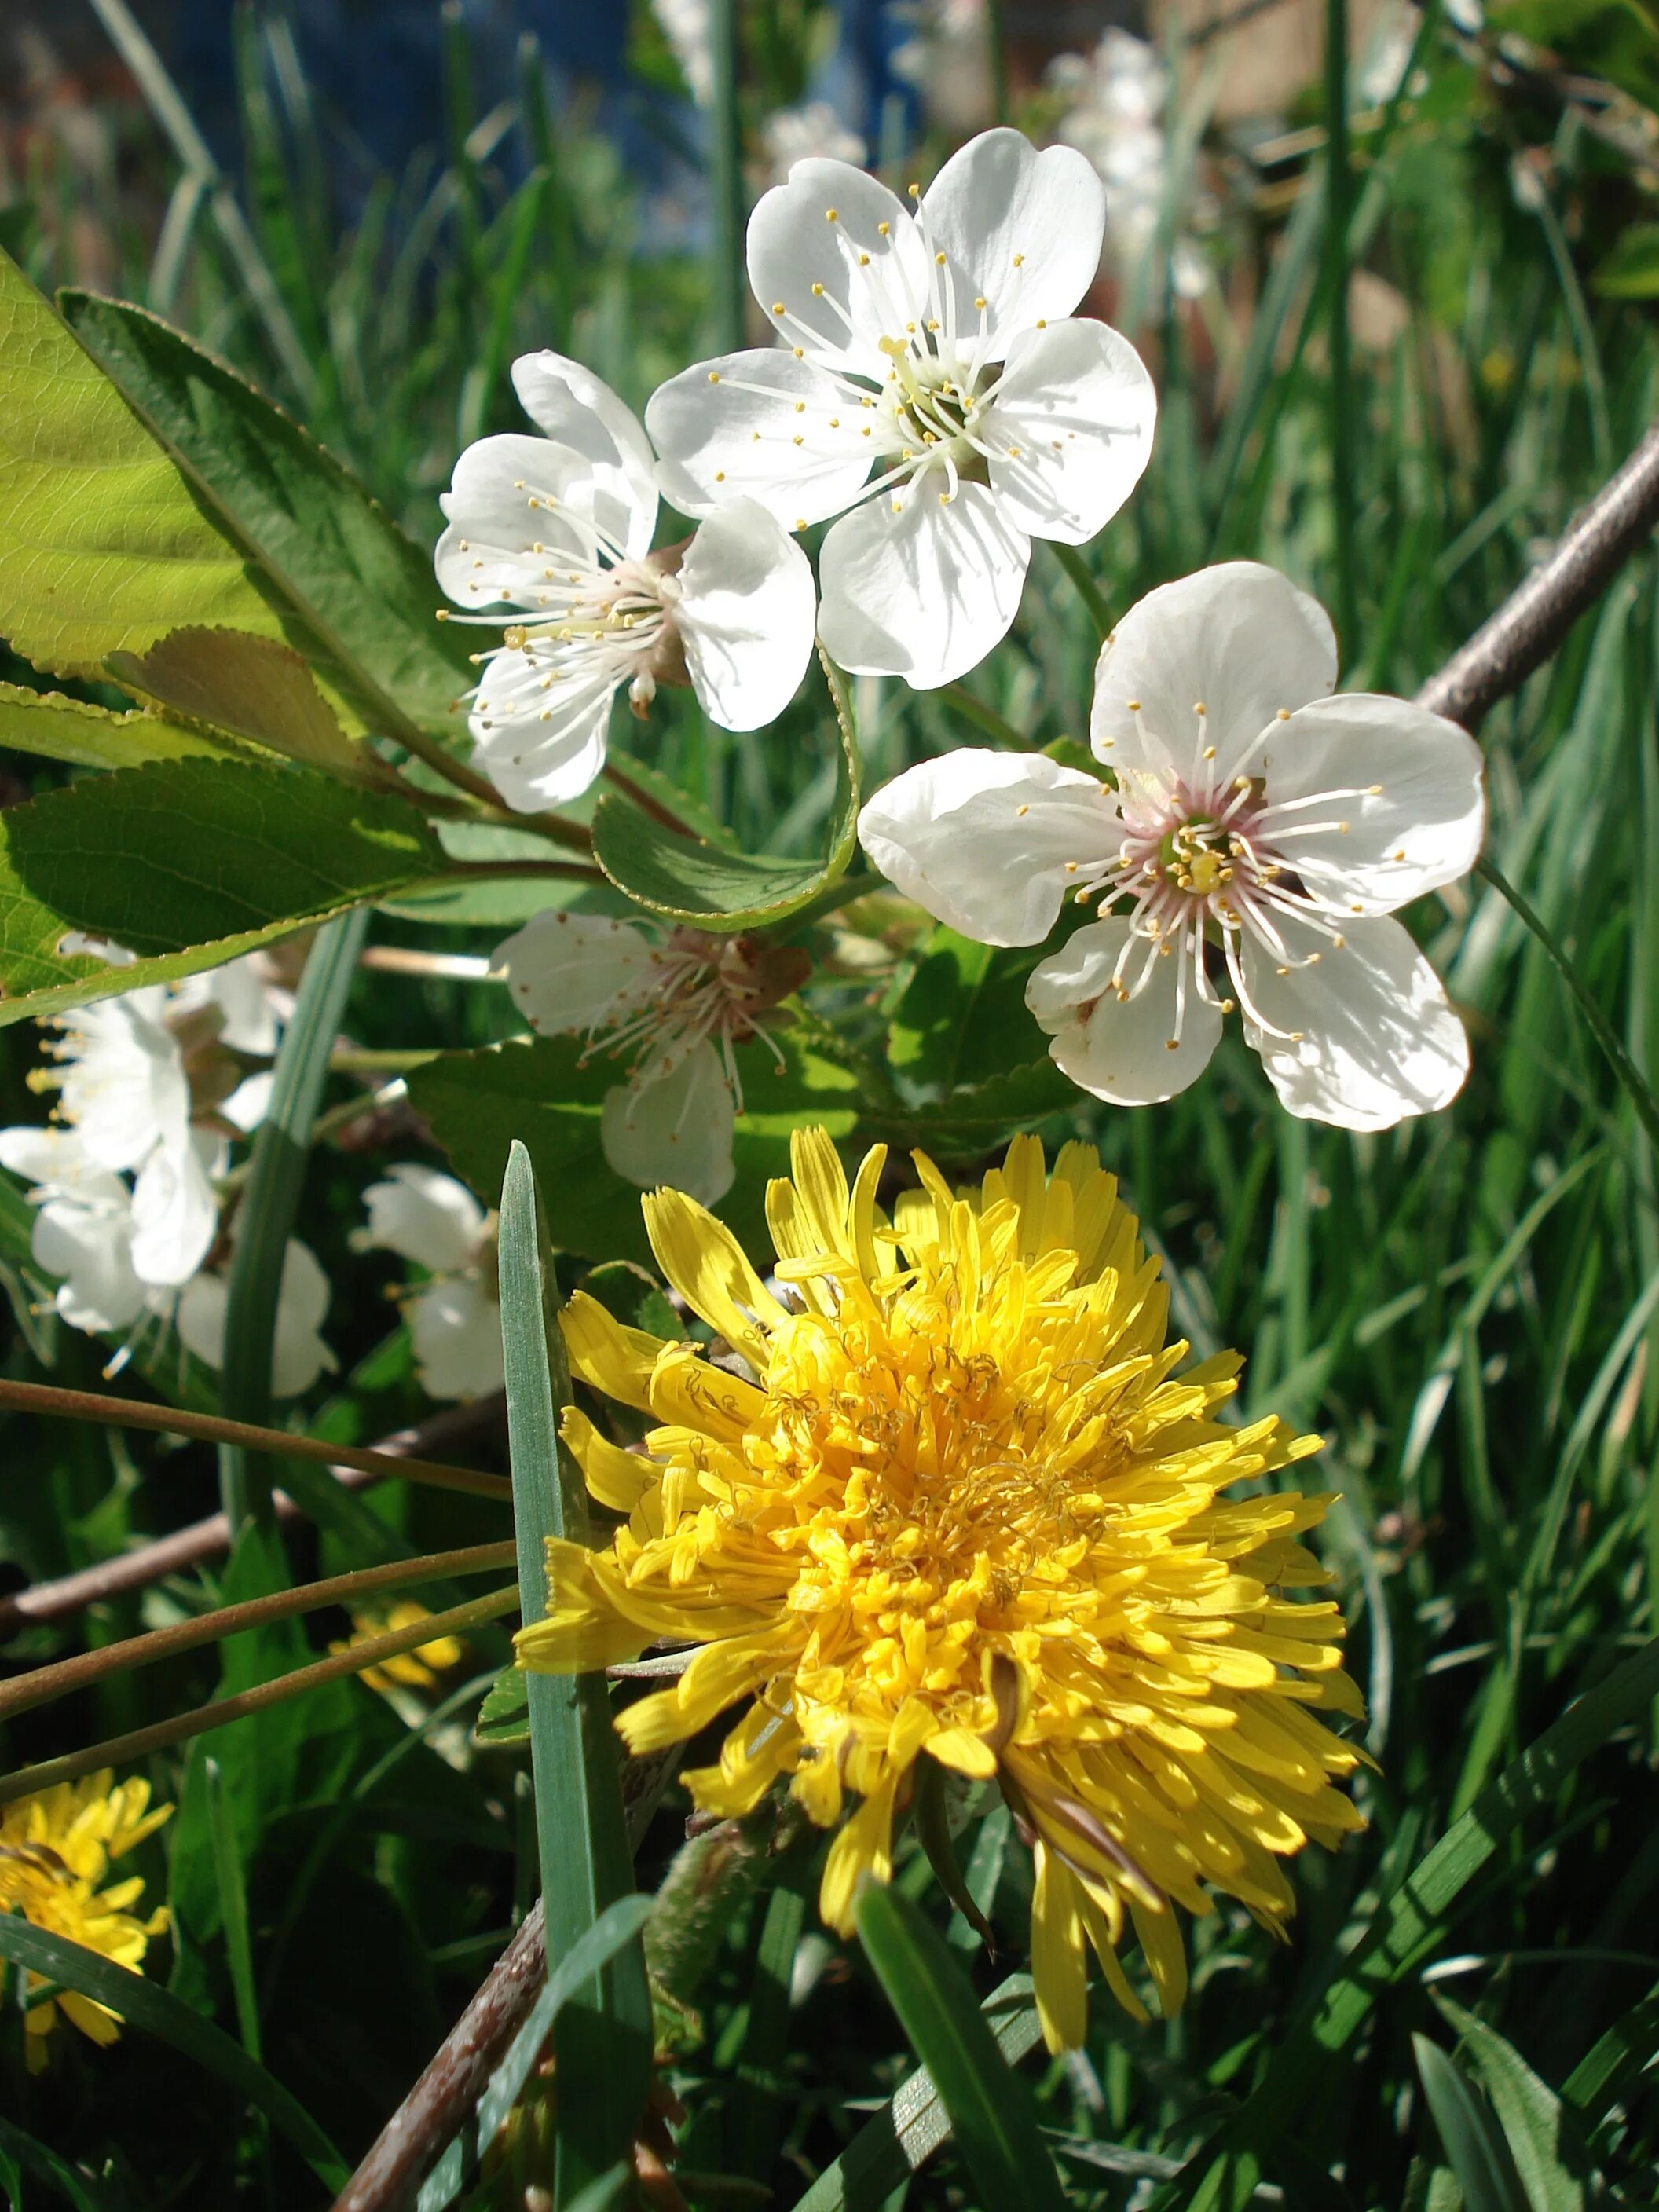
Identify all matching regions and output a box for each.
[0,1377,511,1501]
[0,1543,517,1723]
[0,1586,522,1809]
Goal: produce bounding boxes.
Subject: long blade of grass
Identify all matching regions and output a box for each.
[1413,2037,1530,2212]
[218,906,369,1533]
[0,1915,346,2190]
[205,1754,263,2064]
[1157,1634,1659,2210]
[855,1888,1068,2212]
[794,1973,1043,2212]
[496,1138,653,2198]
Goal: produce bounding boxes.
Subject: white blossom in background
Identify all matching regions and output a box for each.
[761,103,866,187]
[494,909,810,1204]
[859,562,1485,1130]
[646,128,1156,688]
[356,1165,505,1403]
[177,1238,335,1399]
[891,0,995,136]
[434,353,818,813]
[1046,31,1210,302]
[0,1126,169,1340]
[651,0,713,104]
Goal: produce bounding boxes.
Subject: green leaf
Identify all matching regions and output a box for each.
[0,250,304,680]
[1414,2037,1531,2212]
[590,654,860,931]
[1436,1998,1593,2212]
[0,679,232,770]
[408,1031,859,1266]
[912,1759,997,1954]
[105,628,366,778]
[60,289,477,742]
[581,1259,686,1342]
[855,1887,1069,2212]
[497,1139,653,2199]
[474,1664,531,1749]
[1561,1979,1659,2131]
[0,759,443,1027]
[888,925,997,1090]
[1591,222,1659,299]
[0,1913,347,2191]
[872,1060,1079,1151]
[797,1970,1046,2212]
[1156,1635,1659,2212]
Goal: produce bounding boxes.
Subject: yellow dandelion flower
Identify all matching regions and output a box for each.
[518,1130,1368,2050]
[338,1599,465,1694]
[0,1771,171,2067]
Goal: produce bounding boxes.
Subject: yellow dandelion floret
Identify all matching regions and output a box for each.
[0,1771,171,2067]
[518,1130,1368,2049]
[336,1599,465,1694]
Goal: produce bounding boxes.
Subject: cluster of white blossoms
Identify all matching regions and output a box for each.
[860,563,1485,1129]
[1046,30,1210,303]
[356,1166,504,1402]
[435,128,1156,789]
[0,953,331,1390]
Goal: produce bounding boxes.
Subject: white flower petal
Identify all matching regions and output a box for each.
[1241,912,1468,1130]
[270,1238,334,1397]
[817,479,1030,687]
[470,650,614,811]
[983,318,1155,545]
[645,350,872,526]
[361,1163,487,1276]
[922,130,1106,338]
[435,434,650,609]
[510,350,660,533]
[602,1041,735,1206]
[1258,695,1485,914]
[33,1196,147,1335]
[1027,917,1221,1104]
[0,1124,126,1204]
[56,994,188,1174]
[222,1071,274,1132]
[495,910,665,1036]
[176,1269,227,1370]
[674,500,818,731]
[128,1129,221,1287]
[858,749,1114,947]
[746,160,928,382]
[1090,563,1339,786]
[408,1276,506,1401]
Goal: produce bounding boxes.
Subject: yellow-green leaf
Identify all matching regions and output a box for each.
[0,679,233,769]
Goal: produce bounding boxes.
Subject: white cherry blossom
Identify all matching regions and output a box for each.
[1048,31,1210,303]
[494,910,809,1204]
[0,1126,159,1338]
[645,127,1156,688]
[858,562,1485,1130]
[178,1237,335,1399]
[435,352,817,812]
[761,104,867,186]
[357,1165,505,1403]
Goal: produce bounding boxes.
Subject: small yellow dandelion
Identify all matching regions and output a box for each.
[339,1599,465,1695]
[0,1772,172,2067]
[518,1130,1368,2050]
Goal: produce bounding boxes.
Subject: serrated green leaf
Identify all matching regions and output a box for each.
[0,679,233,769]
[0,1912,347,2191]
[0,249,302,679]
[591,656,860,931]
[497,1141,653,2197]
[408,1032,859,1266]
[854,1891,1068,2212]
[0,759,443,1027]
[474,1664,531,1748]
[60,290,477,742]
[1436,1998,1592,2212]
[1415,2037,1531,2212]
[106,628,366,778]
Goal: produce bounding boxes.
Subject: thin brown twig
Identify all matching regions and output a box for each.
[0,1397,505,1635]
[1417,419,1659,730]
[0,1378,511,1503]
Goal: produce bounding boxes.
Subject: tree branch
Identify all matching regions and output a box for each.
[0,1397,505,1635]
[1417,419,1659,730]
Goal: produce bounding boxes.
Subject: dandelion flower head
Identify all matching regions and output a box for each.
[0,1772,171,2066]
[518,1129,1368,2048]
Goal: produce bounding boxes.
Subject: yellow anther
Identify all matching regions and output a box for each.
[795,401,806,412]
[1276,707,1291,721]
[812,282,825,296]
[714,471,726,482]
[793,346,805,358]
[708,371,721,383]
[907,182,921,198]
[1193,701,1207,716]
[1202,745,1217,760]
[1126,698,1141,712]
[1035,317,1046,328]
[878,221,891,236]
[859,252,870,266]
[1016,804,1030,817]
[826,207,838,221]
[975,295,987,309]
[504,625,528,650]
[935,250,947,265]
[1013,251,1025,266]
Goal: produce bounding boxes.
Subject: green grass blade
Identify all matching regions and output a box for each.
[1158,1635,1659,2211]
[730,1876,808,2181]
[854,1888,1068,2212]
[1414,2037,1530,2212]
[1560,1979,1659,2130]
[1435,1998,1592,2211]
[496,1138,653,2199]
[794,1972,1042,2212]
[204,1754,262,2064]
[218,906,368,1531]
[0,1916,346,2190]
